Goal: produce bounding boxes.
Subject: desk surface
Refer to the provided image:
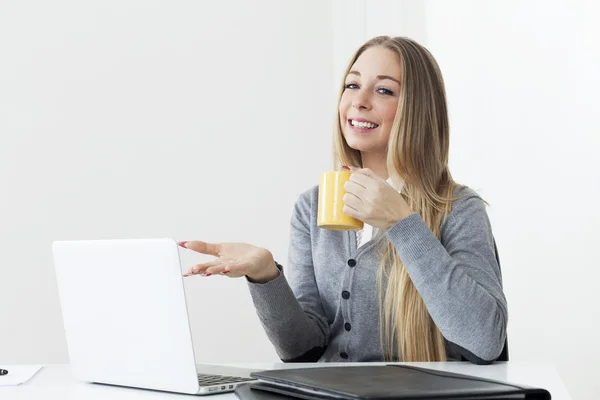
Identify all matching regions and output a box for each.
[0,361,571,400]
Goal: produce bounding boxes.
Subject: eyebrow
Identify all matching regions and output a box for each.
[348,70,401,85]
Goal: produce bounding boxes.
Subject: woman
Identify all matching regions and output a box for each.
[180,36,507,365]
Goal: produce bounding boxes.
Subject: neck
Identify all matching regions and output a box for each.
[360,152,388,180]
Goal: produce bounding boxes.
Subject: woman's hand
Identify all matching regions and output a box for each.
[343,167,415,230]
[179,241,279,283]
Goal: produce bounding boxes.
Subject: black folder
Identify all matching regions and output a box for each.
[235,365,550,400]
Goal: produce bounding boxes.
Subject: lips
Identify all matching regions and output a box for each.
[347,118,379,134]
[348,118,379,129]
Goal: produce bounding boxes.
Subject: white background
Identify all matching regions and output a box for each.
[1,1,598,399]
[349,1,599,399]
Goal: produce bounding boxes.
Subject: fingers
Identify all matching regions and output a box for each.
[349,167,384,184]
[214,262,250,278]
[343,203,359,219]
[343,178,365,220]
[183,260,222,277]
[342,190,362,210]
[183,261,250,279]
[179,240,220,256]
[344,179,367,199]
[348,171,373,190]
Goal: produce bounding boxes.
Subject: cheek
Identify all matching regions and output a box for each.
[338,94,351,119]
[384,102,399,124]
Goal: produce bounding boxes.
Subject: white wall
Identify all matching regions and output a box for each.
[347,1,599,399]
[2,1,599,399]
[0,0,334,364]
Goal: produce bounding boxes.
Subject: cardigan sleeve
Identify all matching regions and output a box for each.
[385,188,507,363]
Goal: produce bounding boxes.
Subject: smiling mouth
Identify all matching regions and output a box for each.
[349,119,379,129]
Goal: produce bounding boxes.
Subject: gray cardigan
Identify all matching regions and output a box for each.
[247,185,508,364]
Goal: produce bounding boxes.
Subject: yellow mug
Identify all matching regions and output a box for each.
[317,171,364,231]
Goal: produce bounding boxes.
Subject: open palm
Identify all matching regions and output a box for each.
[180,240,277,281]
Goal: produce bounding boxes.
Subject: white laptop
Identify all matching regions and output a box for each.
[52,238,260,395]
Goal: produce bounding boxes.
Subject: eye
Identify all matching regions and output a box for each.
[377,88,394,96]
[344,83,359,90]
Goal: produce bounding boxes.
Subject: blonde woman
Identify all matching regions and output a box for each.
[180,36,507,364]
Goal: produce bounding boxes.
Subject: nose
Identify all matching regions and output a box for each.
[352,89,371,110]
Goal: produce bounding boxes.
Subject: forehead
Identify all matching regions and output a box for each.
[350,46,402,79]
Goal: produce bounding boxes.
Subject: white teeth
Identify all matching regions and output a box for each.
[350,120,378,129]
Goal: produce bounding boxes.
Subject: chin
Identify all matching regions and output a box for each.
[344,136,382,153]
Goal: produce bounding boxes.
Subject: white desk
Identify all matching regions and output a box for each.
[0,362,571,400]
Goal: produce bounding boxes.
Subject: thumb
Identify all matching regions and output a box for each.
[178,240,220,257]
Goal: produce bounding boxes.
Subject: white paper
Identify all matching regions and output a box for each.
[0,365,43,386]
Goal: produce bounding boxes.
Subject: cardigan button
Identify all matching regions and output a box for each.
[341,291,350,300]
[340,352,349,359]
[347,259,357,267]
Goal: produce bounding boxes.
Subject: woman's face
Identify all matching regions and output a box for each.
[339,46,402,154]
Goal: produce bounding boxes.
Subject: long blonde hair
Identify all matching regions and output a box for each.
[333,36,460,362]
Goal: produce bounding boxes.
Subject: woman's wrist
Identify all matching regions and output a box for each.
[247,251,280,283]
[383,205,416,230]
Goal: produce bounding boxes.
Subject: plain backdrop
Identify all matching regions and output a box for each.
[357,1,600,399]
[1,1,599,399]
[0,0,334,366]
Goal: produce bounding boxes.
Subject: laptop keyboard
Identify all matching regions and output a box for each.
[197,373,255,387]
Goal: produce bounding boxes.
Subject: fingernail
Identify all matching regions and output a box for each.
[341,166,350,171]
[201,273,211,277]
[177,241,188,248]
[221,270,229,274]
